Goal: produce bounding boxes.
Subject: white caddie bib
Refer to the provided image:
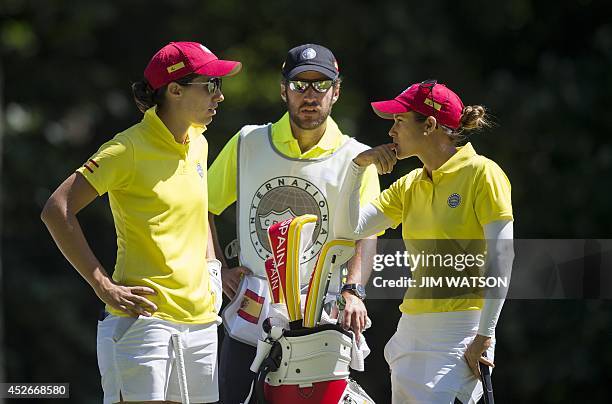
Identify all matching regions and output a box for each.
[222,123,370,345]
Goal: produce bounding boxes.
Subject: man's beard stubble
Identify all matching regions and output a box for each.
[286,93,332,130]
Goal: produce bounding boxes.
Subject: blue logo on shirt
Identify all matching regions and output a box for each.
[196,162,204,178]
[448,193,461,208]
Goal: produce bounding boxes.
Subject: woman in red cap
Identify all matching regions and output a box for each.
[41,42,241,403]
[335,80,514,403]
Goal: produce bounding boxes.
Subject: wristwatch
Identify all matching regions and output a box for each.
[341,283,366,300]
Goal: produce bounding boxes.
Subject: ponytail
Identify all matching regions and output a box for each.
[440,105,491,144]
[131,73,200,113]
[459,105,491,132]
[131,80,161,113]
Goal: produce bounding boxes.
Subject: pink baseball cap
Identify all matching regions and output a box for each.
[144,42,242,90]
[371,80,465,130]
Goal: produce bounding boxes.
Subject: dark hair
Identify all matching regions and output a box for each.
[414,104,492,144]
[131,73,200,113]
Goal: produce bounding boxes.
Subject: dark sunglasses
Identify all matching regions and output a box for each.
[184,77,222,94]
[420,78,437,89]
[287,79,335,93]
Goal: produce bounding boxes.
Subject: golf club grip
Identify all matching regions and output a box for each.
[479,352,494,404]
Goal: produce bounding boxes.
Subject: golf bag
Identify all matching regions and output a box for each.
[247,322,374,404]
[242,215,374,403]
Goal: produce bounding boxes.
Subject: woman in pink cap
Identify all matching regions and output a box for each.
[335,80,514,403]
[41,42,240,403]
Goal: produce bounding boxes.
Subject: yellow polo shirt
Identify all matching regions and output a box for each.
[372,143,513,314]
[208,112,381,215]
[77,107,216,324]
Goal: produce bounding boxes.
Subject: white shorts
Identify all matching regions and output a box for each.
[384,311,495,404]
[97,314,220,403]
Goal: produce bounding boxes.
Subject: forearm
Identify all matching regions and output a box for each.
[207,212,227,267]
[478,220,514,337]
[206,219,216,260]
[334,161,365,238]
[335,162,393,239]
[478,299,505,338]
[41,202,111,293]
[346,236,377,285]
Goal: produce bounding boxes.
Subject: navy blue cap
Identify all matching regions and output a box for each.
[281,44,339,80]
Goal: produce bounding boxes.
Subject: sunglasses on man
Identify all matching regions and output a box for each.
[286,79,336,94]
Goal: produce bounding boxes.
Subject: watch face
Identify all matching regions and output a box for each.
[355,285,366,299]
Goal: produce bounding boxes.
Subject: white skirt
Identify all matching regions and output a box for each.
[97,315,220,404]
[384,311,495,404]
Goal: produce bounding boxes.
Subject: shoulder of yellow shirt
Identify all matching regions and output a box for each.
[467,155,510,185]
[109,121,143,147]
[473,154,506,171]
[392,168,422,191]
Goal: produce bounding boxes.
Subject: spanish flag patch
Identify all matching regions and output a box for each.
[424,97,442,111]
[237,288,265,324]
[83,159,99,173]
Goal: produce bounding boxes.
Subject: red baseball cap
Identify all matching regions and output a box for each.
[371,80,465,130]
[144,42,242,90]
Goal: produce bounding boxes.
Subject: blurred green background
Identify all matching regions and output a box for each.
[2,0,611,402]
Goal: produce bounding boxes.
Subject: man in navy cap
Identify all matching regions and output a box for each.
[207,44,380,402]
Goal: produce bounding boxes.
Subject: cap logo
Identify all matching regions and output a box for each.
[424,98,442,111]
[301,48,317,60]
[167,61,186,73]
[199,44,211,53]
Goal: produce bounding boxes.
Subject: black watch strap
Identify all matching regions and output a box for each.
[341,283,366,300]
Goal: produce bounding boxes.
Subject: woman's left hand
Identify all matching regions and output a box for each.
[463,334,495,378]
[352,144,397,174]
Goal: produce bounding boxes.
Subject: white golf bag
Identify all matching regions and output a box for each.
[243,215,374,404]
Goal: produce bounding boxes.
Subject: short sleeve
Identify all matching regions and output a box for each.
[207,131,240,215]
[371,175,409,228]
[75,134,134,195]
[474,160,514,226]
